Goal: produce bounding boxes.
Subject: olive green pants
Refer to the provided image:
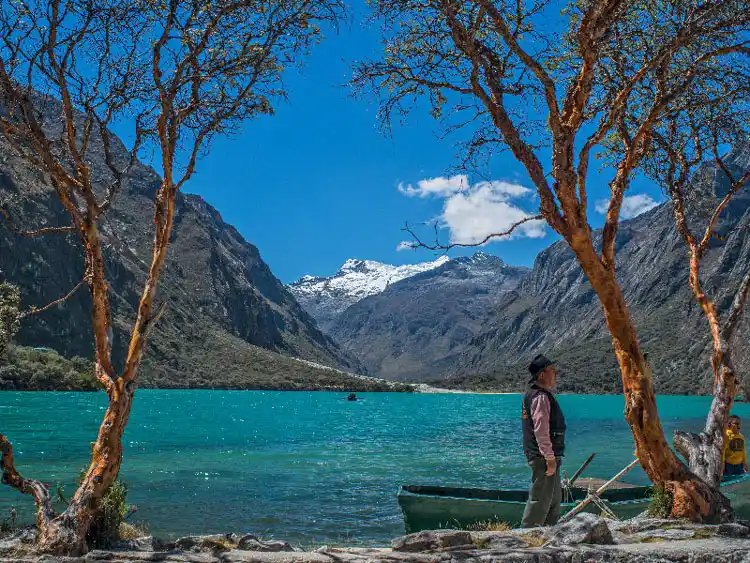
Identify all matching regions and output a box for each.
[521,456,562,528]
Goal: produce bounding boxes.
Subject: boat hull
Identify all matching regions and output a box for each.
[398,474,750,533]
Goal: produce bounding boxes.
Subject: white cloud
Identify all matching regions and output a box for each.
[398,176,545,245]
[396,241,414,252]
[398,175,469,198]
[595,193,659,219]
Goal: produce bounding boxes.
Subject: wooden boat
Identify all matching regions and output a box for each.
[397,473,750,533]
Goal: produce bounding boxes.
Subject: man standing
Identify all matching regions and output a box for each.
[521,354,566,528]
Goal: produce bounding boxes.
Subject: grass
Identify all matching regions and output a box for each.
[118,522,149,541]
[464,520,512,532]
[691,528,715,539]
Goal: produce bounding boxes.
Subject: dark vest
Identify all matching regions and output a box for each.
[521,384,566,461]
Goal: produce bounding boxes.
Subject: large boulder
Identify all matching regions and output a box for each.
[544,513,614,546]
[719,523,750,538]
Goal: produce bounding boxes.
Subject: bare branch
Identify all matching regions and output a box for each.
[473,0,562,135]
[20,280,84,319]
[723,269,750,343]
[0,433,54,529]
[699,171,750,252]
[402,214,543,251]
[0,205,75,237]
[142,300,167,340]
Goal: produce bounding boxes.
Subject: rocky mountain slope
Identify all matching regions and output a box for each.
[326,253,529,380]
[289,256,450,331]
[447,146,750,394]
[292,147,750,394]
[0,100,365,388]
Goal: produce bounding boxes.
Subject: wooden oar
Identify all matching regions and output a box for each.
[567,453,596,487]
[558,458,640,524]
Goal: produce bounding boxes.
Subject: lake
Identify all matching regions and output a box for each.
[0,391,739,546]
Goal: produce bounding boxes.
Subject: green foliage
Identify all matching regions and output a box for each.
[0,347,98,391]
[647,485,674,519]
[67,469,141,548]
[138,328,414,392]
[0,282,20,360]
[86,480,132,549]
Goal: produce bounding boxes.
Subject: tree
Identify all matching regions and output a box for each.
[0,0,343,554]
[0,282,21,360]
[643,107,750,488]
[352,0,750,521]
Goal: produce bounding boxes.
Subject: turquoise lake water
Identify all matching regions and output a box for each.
[0,391,745,545]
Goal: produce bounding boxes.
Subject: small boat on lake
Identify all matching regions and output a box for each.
[397,474,750,533]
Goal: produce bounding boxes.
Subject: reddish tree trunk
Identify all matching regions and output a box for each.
[26,182,176,555]
[570,233,731,522]
[673,249,740,490]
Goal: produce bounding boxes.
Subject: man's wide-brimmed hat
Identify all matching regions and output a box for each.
[528,354,556,383]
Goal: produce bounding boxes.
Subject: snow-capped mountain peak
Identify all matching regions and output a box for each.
[288,255,451,330]
[292,255,450,298]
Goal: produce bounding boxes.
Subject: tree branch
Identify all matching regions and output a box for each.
[440,4,565,234]
[142,300,167,340]
[473,0,562,136]
[0,433,54,529]
[673,430,701,462]
[699,171,750,252]
[20,280,84,319]
[723,268,750,344]
[0,205,75,237]
[402,214,543,251]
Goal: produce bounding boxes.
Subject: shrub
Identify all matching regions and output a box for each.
[86,479,132,548]
[118,521,148,541]
[646,484,674,518]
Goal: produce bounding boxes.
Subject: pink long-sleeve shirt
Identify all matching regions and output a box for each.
[530,393,555,460]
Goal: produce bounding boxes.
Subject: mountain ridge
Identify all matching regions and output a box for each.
[327,252,530,380]
[288,254,452,331]
[0,97,366,388]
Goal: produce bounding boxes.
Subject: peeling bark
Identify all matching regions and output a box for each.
[0,434,54,532]
[668,178,747,492]
[569,231,731,522]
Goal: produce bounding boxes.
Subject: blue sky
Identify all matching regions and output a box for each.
[174,5,664,284]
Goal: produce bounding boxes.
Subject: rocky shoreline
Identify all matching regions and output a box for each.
[3,513,750,562]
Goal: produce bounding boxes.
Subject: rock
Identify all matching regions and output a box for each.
[174,533,239,552]
[544,513,614,546]
[391,530,474,552]
[236,534,294,552]
[111,536,156,552]
[478,532,529,550]
[719,523,750,537]
[0,527,37,556]
[629,528,698,542]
